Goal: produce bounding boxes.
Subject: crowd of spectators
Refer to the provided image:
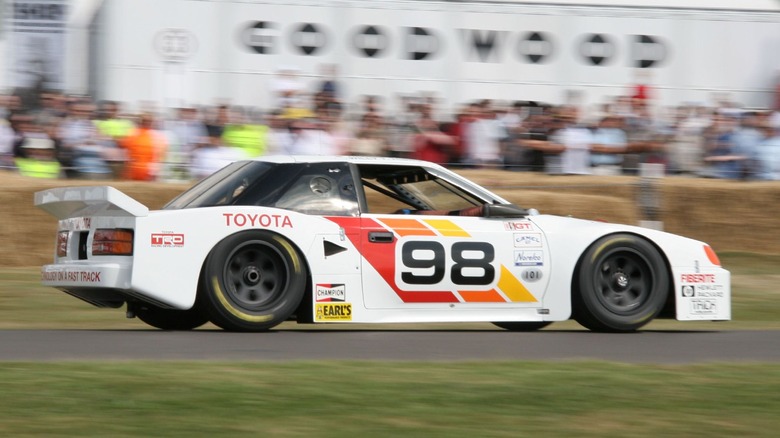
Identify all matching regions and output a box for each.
[1,80,779,182]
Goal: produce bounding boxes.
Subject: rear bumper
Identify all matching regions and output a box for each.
[41,262,131,289]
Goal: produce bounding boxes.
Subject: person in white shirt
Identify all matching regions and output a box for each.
[190,132,245,180]
[551,106,593,175]
[287,118,337,156]
[465,101,503,167]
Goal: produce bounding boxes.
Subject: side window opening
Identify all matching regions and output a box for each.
[274,164,359,216]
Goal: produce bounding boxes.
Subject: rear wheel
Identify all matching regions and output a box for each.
[134,304,209,331]
[573,234,669,332]
[201,231,307,332]
[492,321,552,331]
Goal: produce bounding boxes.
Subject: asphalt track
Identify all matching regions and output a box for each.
[1,329,778,363]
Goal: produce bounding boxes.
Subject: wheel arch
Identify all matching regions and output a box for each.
[195,228,313,317]
[570,231,675,320]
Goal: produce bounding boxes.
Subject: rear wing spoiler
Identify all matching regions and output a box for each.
[35,186,149,220]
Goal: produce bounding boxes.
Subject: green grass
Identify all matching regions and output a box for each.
[1,252,777,330]
[0,361,778,437]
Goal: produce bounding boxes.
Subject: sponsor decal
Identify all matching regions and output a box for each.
[681,284,724,298]
[41,270,101,283]
[504,221,533,231]
[514,250,543,266]
[690,299,717,315]
[680,273,715,283]
[521,268,543,282]
[223,213,293,228]
[316,283,346,302]
[60,217,91,231]
[514,233,542,248]
[315,303,352,321]
[151,233,184,247]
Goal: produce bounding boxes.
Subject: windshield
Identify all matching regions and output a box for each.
[164,161,272,209]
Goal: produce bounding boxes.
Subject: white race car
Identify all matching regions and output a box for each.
[36,156,730,332]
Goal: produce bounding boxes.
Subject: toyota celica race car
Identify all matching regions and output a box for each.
[35,156,730,332]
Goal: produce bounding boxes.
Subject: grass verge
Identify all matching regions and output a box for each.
[1,361,778,437]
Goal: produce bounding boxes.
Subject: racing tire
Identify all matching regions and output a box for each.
[573,234,669,332]
[492,321,552,331]
[135,304,210,331]
[201,230,307,332]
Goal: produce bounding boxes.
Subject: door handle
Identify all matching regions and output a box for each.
[368,231,395,243]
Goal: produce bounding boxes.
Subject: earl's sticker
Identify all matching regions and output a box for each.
[315,303,353,321]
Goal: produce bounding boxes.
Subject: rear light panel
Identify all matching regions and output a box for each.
[56,231,69,257]
[92,229,134,256]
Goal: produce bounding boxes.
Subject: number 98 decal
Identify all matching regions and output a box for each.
[397,240,495,290]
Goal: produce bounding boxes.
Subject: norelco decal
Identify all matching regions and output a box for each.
[316,283,346,302]
[514,250,543,266]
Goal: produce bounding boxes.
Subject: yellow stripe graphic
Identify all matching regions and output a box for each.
[497,265,537,302]
[423,219,471,237]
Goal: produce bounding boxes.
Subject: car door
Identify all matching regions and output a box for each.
[357,212,551,310]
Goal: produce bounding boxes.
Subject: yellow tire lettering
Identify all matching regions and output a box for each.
[273,236,301,274]
[211,276,273,323]
[590,237,634,263]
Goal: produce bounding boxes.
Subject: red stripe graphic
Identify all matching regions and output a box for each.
[327,217,458,303]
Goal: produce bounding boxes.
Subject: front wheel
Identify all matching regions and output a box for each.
[573,234,669,332]
[200,231,307,332]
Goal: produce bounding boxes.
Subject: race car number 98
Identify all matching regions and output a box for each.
[399,241,495,288]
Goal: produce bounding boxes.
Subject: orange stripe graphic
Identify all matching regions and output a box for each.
[379,218,436,237]
[459,289,507,303]
[497,265,537,302]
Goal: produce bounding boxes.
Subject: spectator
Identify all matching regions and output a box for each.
[222,106,267,158]
[349,112,387,156]
[756,119,780,180]
[288,117,337,155]
[590,115,628,175]
[670,105,711,176]
[702,113,743,179]
[465,100,503,167]
[164,106,209,180]
[411,117,455,165]
[120,113,167,181]
[265,110,293,155]
[731,111,768,179]
[56,99,113,179]
[15,124,61,179]
[0,109,14,169]
[191,131,245,179]
[551,106,593,174]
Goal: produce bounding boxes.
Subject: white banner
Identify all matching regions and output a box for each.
[100,0,780,110]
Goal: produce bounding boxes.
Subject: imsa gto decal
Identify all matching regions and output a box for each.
[315,303,352,321]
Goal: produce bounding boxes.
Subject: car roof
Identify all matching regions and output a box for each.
[251,155,447,170]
